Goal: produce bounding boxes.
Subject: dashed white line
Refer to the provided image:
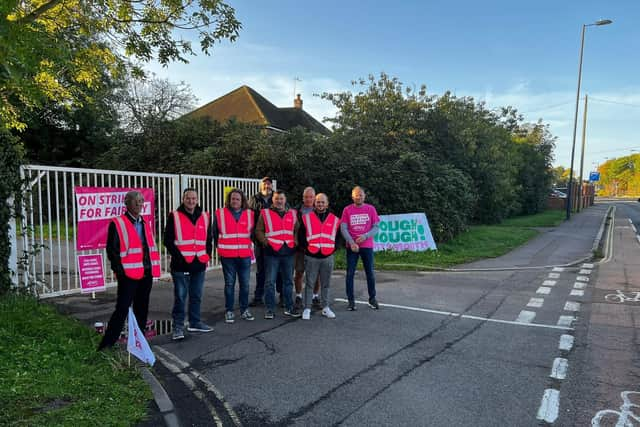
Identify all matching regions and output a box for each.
[576,276,590,282]
[559,334,574,351]
[334,299,573,330]
[516,310,536,323]
[557,315,576,328]
[629,218,633,225]
[579,269,592,275]
[632,224,637,233]
[564,301,581,312]
[550,358,568,380]
[548,272,561,279]
[537,389,560,423]
[536,287,552,295]
[573,282,587,290]
[527,297,545,308]
[552,267,565,272]
[542,280,557,287]
[582,263,594,269]
[570,289,584,297]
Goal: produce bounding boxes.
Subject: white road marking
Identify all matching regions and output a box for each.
[576,276,590,282]
[527,297,544,308]
[582,263,594,269]
[548,272,561,279]
[629,218,633,225]
[573,282,587,290]
[559,334,574,351]
[550,358,568,380]
[155,347,243,427]
[579,269,592,275]
[552,267,565,272]
[536,287,552,295]
[564,301,581,312]
[557,315,576,327]
[632,224,637,233]
[542,280,557,287]
[537,389,560,423]
[570,289,585,297]
[334,299,574,330]
[516,310,536,323]
[636,235,640,245]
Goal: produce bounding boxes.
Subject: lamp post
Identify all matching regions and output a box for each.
[566,19,612,220]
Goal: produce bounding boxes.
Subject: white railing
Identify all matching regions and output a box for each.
[14,165,264,298]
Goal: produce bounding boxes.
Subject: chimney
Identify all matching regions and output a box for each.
[294,93,303,109]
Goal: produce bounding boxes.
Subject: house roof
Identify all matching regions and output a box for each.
[185,85,331,135]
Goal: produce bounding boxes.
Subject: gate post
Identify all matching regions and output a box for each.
[7,195,18,288]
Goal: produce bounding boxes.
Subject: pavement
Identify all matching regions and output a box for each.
[48,202,640,426]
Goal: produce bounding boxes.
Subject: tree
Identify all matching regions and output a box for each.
[1,0,240,129]
[117,75,198,134]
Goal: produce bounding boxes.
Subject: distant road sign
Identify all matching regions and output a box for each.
[589,172,600,182]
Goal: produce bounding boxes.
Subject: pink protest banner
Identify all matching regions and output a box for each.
[75,187,155,250]
[78,254,106,294]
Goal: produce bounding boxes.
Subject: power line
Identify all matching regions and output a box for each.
[589,145,640,155]
[588,97,640,108]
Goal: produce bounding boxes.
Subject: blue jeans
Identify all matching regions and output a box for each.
[254,245,283,300]
[265,255,294,311]
[221,257,251,312]
[171,270,205,327]
[346,247,376,302]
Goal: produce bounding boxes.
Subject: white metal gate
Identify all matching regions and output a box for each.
[16,165,263,298]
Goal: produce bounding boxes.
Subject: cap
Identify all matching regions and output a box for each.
[261,176,273,183]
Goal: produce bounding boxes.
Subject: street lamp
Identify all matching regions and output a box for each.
[566,19,612,220]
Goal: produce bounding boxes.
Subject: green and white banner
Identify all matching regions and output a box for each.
[373,213,437,252]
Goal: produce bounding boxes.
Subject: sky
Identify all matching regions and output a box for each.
[147,0,640,177]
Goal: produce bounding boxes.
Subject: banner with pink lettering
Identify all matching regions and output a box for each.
[75,187,155,250]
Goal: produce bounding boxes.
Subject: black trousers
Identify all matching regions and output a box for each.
[98,274,153,350]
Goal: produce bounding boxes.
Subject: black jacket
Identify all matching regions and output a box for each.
[248,192,272,226]
[163,205,213,273]
[297,210,343,259]
[106,212,152,279]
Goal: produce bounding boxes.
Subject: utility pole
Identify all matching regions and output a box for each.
[577,94,588,212]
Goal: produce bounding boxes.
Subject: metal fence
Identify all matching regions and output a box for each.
[14,165,263,298]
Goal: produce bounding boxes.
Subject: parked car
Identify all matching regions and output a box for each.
[550,190,567,199]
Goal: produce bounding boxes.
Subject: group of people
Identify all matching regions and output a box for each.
[98,177,381,350]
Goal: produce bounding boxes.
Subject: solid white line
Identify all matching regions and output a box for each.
[582,263,594,269]
[576,276,590,282]
[570,289,584,297]
[552,267,565,272]
[537,389,560,423]
[156,347,243,427]
[557,316,575,328]
[548,272,561,279]
[536,287,552,295]
[573,282,587,290]
[564,301,581,312]
[542,280,557,287]
[579,269,592,275]
[550,358,568,380]
[527,297,544,308]
[334,299,573,330]
[559,334,574,351]
[516,310,536,323]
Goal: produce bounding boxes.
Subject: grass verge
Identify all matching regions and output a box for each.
[0,293,151,426]
[335,209,564,270]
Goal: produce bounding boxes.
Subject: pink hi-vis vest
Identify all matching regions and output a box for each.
[262,208,297,252]
[112,214,161,279]
[302,211,340,256]
[215,208,254,258]
[172,211,210,264]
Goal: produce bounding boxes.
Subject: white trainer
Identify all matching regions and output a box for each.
[302,308,311,320]
[322,307,336,319]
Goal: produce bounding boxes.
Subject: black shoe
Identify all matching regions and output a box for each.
[284,307,302,318]
[368,298,379,310]
[249,299,263,307]
[312,296,322,310]
[347,300,357,311]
